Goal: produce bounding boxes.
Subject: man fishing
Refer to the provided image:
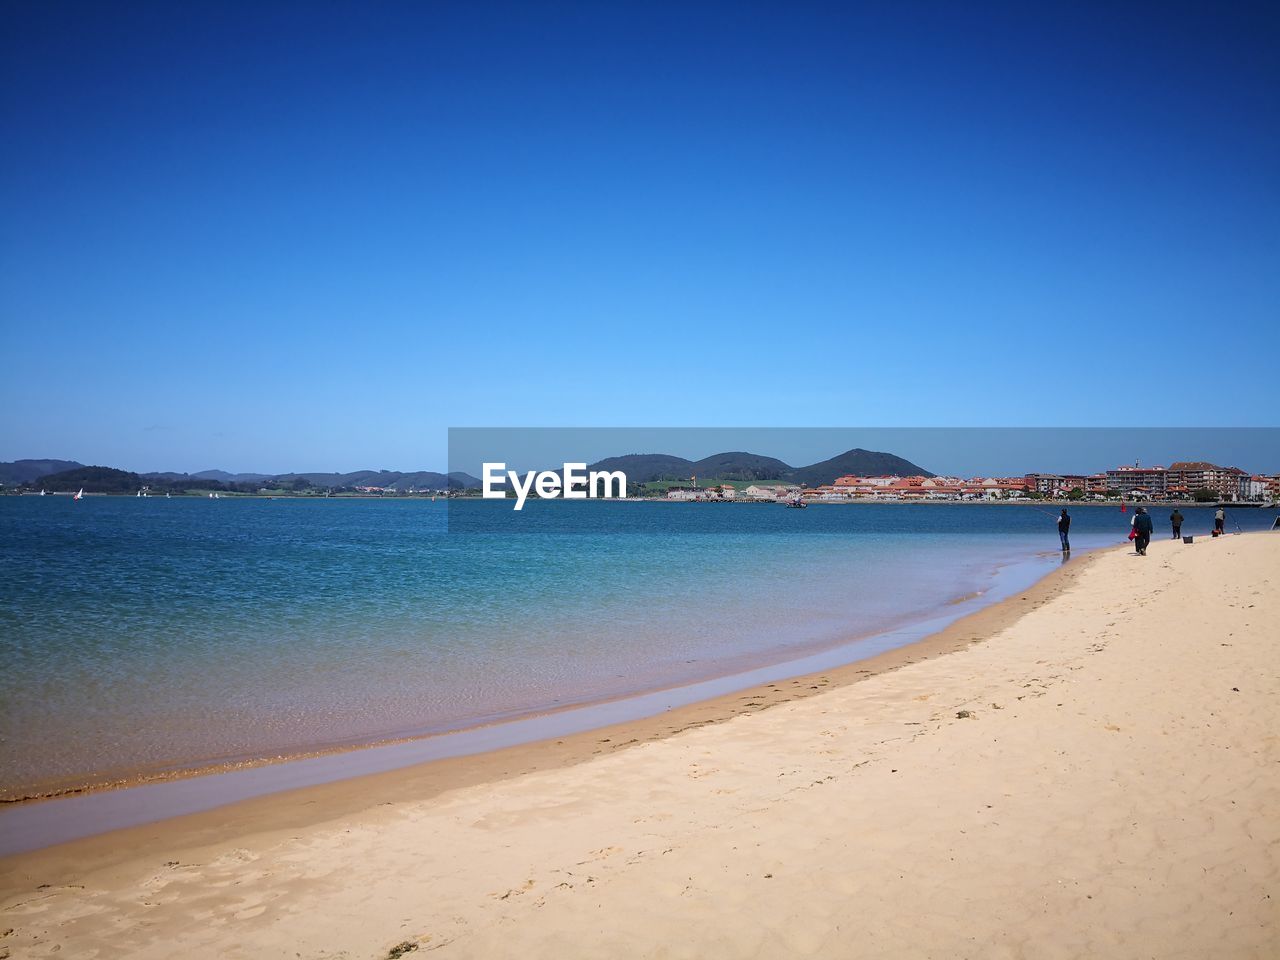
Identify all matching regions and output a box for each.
[1170,508,1184,539]
[1057,508,1071,552]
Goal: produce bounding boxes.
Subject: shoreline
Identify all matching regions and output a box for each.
[0,537,1098,868]
[12,491,1271,508]
[0,541,1082,819]
[24,494,1253,812]
[3,533,1275,957]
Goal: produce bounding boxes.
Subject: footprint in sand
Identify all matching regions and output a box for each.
[494,879,536,900]
[210,848,258,869]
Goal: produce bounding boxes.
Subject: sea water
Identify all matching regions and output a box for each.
[1,496,1265,796]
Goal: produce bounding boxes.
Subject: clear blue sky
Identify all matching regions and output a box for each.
[2,2,1277,473]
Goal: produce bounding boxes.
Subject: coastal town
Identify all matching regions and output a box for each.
[7,456,1277,505]
[665,460,1280,504]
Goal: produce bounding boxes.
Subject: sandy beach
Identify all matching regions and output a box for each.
[2,532,1277,958]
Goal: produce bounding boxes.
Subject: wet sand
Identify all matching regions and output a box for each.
[2,533,1277,958]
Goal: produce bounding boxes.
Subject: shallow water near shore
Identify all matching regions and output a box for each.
[1,496,1269,802]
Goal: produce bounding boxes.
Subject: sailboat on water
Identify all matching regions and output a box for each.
[73,488,83,501]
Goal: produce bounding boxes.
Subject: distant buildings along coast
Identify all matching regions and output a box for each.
[667,461,1279,504]
[4,454,1276,503]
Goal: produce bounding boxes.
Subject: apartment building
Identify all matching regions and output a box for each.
[1105,464,1169,498]
[1166,461,1250,501]
[1105,461,1251,500]
[1026,473,1108,497]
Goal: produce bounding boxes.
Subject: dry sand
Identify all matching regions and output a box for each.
[2,533,1277,959]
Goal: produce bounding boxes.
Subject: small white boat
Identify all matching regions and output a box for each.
[39,489,46,496]
[73,488,83,501]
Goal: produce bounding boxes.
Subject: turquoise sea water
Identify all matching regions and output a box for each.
[1,496,1269,795]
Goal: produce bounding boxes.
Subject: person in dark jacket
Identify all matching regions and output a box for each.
[1170,508,1184,539]
[1133,506,1153,555]
[1215,507,1226,534]
[1057,508,1071,552]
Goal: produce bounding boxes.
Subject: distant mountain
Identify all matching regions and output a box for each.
[444,471,482,489]
[789,448,934,486]
[192,469,272,483]
[583,448,932,487]
[3,448,930,493]
[0,459,84,486]
[140,470,273,486]
[5,459,479,492]
[690,451,791,481]
[583,454,696,484]
[268,470,480,491]
[37,466,142,494]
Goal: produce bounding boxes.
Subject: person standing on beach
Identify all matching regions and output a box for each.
[1057,508,1071,552]
[1133,506,1153,556]
[1171,508,1184,539]
[1215,507,1226,535]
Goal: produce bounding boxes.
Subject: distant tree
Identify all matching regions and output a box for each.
[1193,488,1217,503]
[33,466,141,494]
[290,477,312,492]
[1067,487,1085,501]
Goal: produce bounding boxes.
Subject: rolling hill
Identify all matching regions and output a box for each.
[35,466,143,493]
[582,448,932,486]
[192,469,273,483]
[4,461,480,492]
[268,470,480,491]
[788,448,935,486]
[689,451,792,481]
[3,447,930,493]
[0,459,84,486]
[580,454,698,484]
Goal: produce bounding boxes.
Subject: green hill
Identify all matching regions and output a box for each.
[0,459,84,486]
[268,470,478,491]
[586,448,932,487]
[689,452,791,481]
[789,448,934,486]
[583,454,696,484]
[37,466,143,493]
[7,447,931,495]
[192,469,272,483]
